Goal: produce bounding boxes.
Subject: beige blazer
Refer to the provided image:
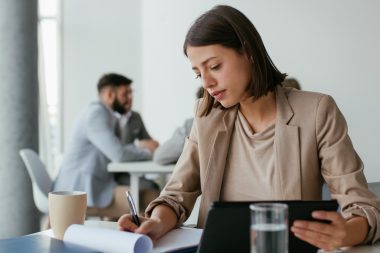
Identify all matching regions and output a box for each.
[146,86,380,243]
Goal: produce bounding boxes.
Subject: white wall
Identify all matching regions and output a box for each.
[62,0,380,181]
[61,0,142,148]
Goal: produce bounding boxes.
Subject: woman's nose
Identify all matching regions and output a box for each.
[202,73,216,88]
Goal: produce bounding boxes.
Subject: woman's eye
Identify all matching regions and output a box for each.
[195,74,201,79]
[210,64,220,70]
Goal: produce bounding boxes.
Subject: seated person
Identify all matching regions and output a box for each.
[113,78,159,188]
[53,73,159,218]
[153,87,203,165]
[282,77,301,90]
[119,5,380,251]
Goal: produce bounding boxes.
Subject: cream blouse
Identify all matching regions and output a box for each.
[221,111,277,201]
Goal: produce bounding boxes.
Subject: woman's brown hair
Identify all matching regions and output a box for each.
[183,5,286,116]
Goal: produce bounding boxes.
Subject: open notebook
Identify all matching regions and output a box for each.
[0,224,202,253]
[63,224,202,253]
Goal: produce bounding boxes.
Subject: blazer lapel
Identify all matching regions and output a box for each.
[275,87,302,199]
[198,107,238,226]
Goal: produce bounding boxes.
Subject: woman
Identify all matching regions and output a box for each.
[118,5,380,250]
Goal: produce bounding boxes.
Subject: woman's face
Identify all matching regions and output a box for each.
[187,44,252,108]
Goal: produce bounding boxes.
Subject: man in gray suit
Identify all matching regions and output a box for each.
[113,78,159,186]
[53,73,159,218]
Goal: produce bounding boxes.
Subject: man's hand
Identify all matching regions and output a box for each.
[138,139,159,153]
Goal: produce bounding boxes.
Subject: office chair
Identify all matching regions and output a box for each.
[19,149,52,214]
[19,149,115,223]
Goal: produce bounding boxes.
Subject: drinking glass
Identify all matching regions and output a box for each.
[250,203,288,253]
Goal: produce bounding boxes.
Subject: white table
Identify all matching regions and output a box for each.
[108,161,175,213]
[36,221,380,252]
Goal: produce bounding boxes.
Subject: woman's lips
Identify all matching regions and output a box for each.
[211,90,226,101]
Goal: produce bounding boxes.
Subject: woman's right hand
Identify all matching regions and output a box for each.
[118,214,166,243]
[118,204,178,243]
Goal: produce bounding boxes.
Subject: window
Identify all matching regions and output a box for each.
[38,0,61,174]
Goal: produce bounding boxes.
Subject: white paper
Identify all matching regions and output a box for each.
[152,227,203,253]
[63,224,202,253]
[64,224,153,253]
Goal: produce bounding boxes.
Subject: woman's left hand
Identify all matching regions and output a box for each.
[291,211,348,251]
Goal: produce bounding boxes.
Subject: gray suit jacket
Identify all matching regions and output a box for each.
[53,101,152,207]
[120,111,152,144]
[153,118,193,165]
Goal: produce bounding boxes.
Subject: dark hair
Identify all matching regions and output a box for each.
[183,5,286,116]
[196,86,204,99]
[97,73,132,93]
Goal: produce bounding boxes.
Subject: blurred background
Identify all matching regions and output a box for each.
[1,0,379,238]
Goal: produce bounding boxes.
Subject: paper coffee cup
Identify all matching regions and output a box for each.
[48,191,87,240]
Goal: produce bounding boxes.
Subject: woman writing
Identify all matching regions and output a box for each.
[118,5,380,251]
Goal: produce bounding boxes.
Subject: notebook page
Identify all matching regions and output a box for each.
[64,224,153,253]
[152,227,203,253]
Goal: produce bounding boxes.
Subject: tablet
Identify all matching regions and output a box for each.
[196,200,339,253]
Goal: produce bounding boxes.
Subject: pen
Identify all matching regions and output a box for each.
[125,191,141,226]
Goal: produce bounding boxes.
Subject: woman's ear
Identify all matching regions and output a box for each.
[240,49,253,63]
[249,55,254,64]
[242,52,254,64]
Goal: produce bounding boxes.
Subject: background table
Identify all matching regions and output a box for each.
[108,161,175,213]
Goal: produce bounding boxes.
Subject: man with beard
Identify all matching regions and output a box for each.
[53,73,159,219]
[113,75,160,190]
